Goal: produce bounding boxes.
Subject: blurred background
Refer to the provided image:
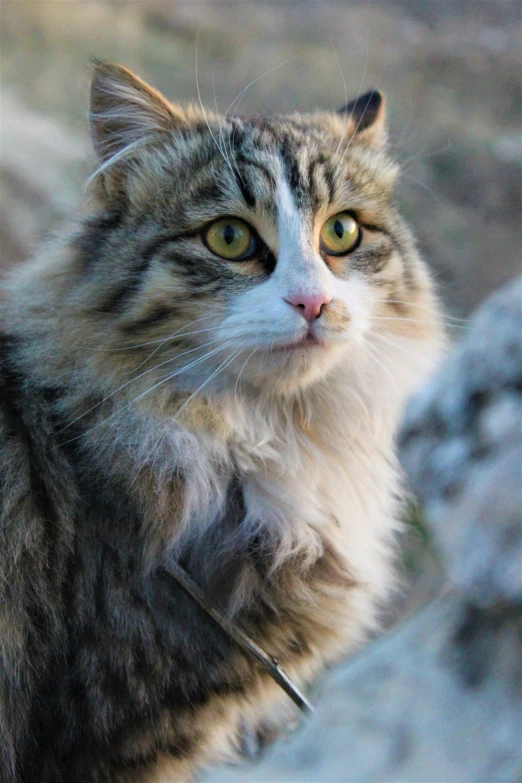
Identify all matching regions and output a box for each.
[1,0,520,315]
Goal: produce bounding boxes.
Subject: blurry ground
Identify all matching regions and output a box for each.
[1,0,520,314]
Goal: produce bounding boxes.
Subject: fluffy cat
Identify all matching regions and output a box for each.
[0,62,444,782]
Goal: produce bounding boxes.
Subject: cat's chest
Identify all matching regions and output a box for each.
[228,432,342,535]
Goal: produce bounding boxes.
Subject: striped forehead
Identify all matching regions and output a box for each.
[185,120,337,217]
[239,122,336,211]
[173,118,346,236]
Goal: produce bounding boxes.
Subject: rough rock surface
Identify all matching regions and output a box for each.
[400,277,522,608]
[203,279,522,783]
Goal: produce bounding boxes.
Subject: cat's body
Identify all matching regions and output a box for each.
[0,63,444,782]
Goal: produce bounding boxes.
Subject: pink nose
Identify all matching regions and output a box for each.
[285,293,332,322]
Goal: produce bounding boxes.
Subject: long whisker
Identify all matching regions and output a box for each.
[226,56,299,171]
[195,32,237,181]
[331,43,348,162]
[363,338,398,392]
[212,69,239,180]
[399,140,451,171]
[53,336,230,438]
[87,311,227,353]
[373,298,467,322]
[223,57,299,121]
[136,346,244,483]
[335,55,390,175]
[371,315,468,330]
[127,325,228,375]
[398,172,439,202]
[332,41,368,172]
[339,85,376,162]
[90,338,241,438]
[367,329,427,362]
[234,346,258,405]
[387,98,418,155]
[172,346,244,424]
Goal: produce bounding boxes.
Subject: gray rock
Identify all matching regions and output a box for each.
[400,277,522,606]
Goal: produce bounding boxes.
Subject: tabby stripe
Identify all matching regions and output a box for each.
[74,210,124,270]
[97,257,151,313]
[280,137,309,208]
[359,220,388,234]
[307,158,334,210]
[97,231,192,314]
[281,153,302,198]
[189,180,226,204]
[352,247,393,273]
[238,157,276,189]
[121,304,176,334]
[235,170,256,208]
[0,336,60,539]
[320,159,335,201]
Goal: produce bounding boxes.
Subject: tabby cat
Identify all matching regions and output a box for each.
[0,62,444,782]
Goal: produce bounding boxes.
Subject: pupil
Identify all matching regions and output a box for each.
[334,220,344,238]
[223,225,235,245]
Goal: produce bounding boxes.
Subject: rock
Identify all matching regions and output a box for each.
[400,277,522,607]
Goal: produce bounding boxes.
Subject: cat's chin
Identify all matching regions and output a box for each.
[238,339,349,393]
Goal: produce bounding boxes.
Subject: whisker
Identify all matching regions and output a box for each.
[372,315,468,330]
[53,336,231,438]
[76,309,227,352]
[332,41,368,174]
[225,57,298,184]
[126,324,228,375]
[172,347,244,423]
[223,57,299,121]
[367,329,426,362]
[374,298,467,322]
[234,346,258,405]
[398,172,439,202]
[135,346,244,483]
[195,32,237,182]
[331,43,349,161]
[212,69,239,181]
[335,52,389,175]
[92,338,241,439]
[387,99,418,154]
[363,338,398,392]
[227,57,299,169]
[399,140,451,171]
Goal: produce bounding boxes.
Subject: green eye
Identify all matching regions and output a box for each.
[320,212,360,255]
[204,218,253,260]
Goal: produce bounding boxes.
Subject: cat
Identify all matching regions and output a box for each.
[0,61,444,783]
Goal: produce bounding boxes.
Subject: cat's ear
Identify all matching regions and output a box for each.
[337,90,387,149]
[89,60,187,165]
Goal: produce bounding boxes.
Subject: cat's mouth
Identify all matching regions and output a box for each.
[269,332,324,352]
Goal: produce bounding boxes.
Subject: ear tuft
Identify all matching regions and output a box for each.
[89,60,186,165]
[337,89,387,148]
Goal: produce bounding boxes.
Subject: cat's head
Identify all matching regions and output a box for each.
[78,61,440,398]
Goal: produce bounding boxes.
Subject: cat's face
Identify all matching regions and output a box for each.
[82,63,439,398]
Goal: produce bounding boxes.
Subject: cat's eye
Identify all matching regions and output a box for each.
[203,218,255,260]
[320,212,360,255]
